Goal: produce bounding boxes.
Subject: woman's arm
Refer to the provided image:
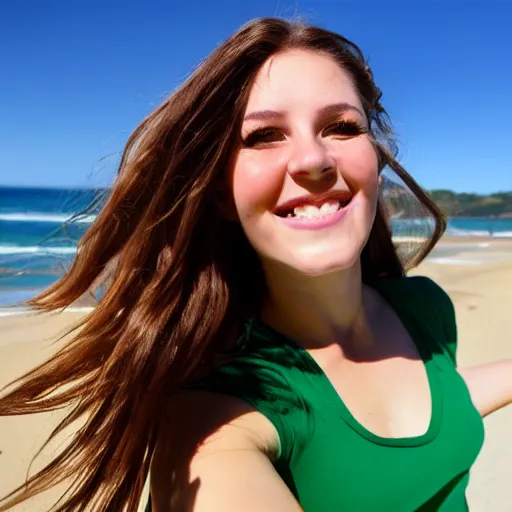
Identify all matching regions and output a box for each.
[150,391,302,512]
[459,359,512,417]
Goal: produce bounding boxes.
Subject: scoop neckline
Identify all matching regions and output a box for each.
[250,278,443,448]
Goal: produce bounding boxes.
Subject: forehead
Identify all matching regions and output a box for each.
[244,49,362,113]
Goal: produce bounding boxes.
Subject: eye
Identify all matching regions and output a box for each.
[324,120,366,139]
[242,127,285,147]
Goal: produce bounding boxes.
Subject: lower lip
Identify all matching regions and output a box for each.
[275,202,351,231]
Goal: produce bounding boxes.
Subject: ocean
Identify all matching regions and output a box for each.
[1,186,512,309]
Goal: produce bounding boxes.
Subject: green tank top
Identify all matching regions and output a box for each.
[188,276,485,511]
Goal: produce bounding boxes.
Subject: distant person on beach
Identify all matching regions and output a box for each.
[1,17,511,512]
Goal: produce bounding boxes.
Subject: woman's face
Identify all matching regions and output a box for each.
[228,49,380,276]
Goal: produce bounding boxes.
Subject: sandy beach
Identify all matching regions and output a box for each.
[0,238,511,511]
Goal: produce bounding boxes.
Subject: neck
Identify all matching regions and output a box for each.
[260,260,374,351]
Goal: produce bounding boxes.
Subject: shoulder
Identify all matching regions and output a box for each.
[410,276,458,364]
[404,275,457,332]
[154,390,280,461]
[407,275,453,303]
[186,340,314,462]
[376,275,458,364]
[377,275,455,320]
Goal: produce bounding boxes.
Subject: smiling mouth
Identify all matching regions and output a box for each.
[273,197,352,219]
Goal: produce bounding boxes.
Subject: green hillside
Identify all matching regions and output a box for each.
[428,190,512,217]
[380,177,511,217]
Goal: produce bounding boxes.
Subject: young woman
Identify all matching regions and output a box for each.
[1,17,511,512]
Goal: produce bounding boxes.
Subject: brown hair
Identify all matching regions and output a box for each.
[0,17,445,511]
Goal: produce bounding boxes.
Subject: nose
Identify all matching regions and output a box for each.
[287,137,336,181]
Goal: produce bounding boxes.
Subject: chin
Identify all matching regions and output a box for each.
[292,260,358,277]
[284,249,361,277]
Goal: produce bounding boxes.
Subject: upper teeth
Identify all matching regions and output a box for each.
[292,201,341,218]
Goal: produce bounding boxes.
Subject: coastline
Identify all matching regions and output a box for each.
[2,234,512,315]
[0,240,511,510]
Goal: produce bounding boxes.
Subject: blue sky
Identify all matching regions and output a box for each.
[0,0,510,193]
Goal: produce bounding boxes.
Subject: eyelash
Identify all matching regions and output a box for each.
[326,120,367,137]
[242,120,367,148]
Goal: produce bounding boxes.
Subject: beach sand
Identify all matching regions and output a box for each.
[0,238,511,511]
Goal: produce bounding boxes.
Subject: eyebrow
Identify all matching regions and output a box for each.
[243,102,365,122]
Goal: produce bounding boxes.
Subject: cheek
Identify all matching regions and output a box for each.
[338,140,380,200]
[230,152,286,218]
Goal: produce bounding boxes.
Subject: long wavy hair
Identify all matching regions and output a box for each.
[0,17,445,511]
